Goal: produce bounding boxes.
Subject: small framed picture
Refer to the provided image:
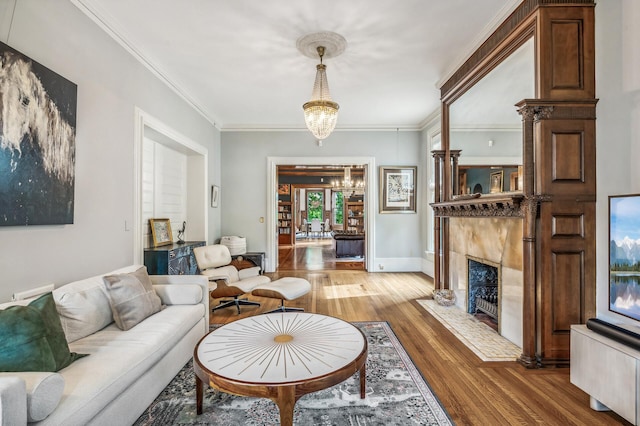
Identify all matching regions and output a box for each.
[278,184,290,195]
[149,218,173,247]
[211,185,219,208]
[490,171,504,193]
[379,166,417,213]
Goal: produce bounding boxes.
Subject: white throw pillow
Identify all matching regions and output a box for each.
[102,267,162,331]
[53,276,114,343]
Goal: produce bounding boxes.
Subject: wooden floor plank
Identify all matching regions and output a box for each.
[207,245,628,425]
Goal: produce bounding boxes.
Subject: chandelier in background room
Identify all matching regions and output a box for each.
[297,32,346,142]
[333,167,364,196]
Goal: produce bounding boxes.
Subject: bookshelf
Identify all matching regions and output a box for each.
[277,202,293,245]
[345,201,364,233]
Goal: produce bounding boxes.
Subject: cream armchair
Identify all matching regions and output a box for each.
[193,244,270,314]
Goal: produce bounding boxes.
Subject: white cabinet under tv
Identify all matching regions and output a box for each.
[570,324,639,424]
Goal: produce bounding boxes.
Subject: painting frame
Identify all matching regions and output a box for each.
[490,171,504,193]
[379,166,417,214]
[149,218,173,247]
[278,184,290,195]
[211,185,219,208]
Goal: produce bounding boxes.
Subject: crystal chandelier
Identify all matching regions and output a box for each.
[303,46,339,141]
[333,167,364,196]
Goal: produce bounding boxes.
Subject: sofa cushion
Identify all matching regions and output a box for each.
[0,372,66,422]
[45,305,204,426]
[153,284,202,305]
[0,293,86,372]
[53,272,119,344]
[102,266,162,331]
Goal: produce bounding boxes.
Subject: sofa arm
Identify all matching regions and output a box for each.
[149,275,209,327]
[0,376,27,426]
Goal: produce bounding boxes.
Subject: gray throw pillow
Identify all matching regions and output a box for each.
[102,267,162,331]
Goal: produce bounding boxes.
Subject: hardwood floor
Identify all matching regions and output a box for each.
[278,237,365,271]
[209,248,628,425]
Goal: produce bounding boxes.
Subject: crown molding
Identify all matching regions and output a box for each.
[436,0,522,89]
[71,0,221,129]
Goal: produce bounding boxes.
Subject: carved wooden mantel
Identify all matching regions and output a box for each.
[434,0,596,368]
[432,193,526,218]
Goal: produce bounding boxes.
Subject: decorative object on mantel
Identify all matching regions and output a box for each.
[452,193,482,200]
[176,221,186,244]
[298,32,346,143]
[379,166,417,213]
[0,41,77,226]
[149,218,173,247]
[433,289,456,306]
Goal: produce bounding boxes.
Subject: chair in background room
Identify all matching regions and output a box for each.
[324,218,331,237]
[310,218,322,237]
[193,244,270,314]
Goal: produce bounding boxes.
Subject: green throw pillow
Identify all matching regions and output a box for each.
[0,292,87,372]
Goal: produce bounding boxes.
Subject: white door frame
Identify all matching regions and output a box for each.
[266,156,376,272]
[133,108,209,264]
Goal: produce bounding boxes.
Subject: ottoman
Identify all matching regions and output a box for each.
[252,277,311,313]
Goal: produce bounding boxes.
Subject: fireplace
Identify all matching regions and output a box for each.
[467,257,500,324]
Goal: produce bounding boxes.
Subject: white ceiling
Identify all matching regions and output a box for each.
[72,0,522,131]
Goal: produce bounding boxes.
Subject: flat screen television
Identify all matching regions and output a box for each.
[609,194,640,321]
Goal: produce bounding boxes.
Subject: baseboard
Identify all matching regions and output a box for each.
[373,257,422,272]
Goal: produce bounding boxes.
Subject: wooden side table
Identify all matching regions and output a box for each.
[194,313,367,426]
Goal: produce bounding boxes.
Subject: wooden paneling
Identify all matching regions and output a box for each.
[538,6,595,99]
[553,132,584,181]
[552,213,584,237]
[534,104,596,195]
[551,21,583,89]
[538,200,596,364]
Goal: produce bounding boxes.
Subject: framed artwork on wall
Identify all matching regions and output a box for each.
[150,218,173,247]
[379,166,417,213]
[0,41,78,226]
[278,184,290,195]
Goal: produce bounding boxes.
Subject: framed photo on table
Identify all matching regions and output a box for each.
[379,166,417,213]
[149,218,173,247]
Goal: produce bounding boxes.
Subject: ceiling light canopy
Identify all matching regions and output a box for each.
[298,32,346,142]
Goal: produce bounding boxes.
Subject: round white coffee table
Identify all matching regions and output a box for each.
[194,312,367,426]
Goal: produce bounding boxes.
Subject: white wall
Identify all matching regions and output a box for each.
[0,0,219,302]
[595,0,640,330]
[220,130,424,269]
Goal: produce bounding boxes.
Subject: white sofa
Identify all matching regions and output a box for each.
[0,265,209,426]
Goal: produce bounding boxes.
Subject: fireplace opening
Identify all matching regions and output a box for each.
[468,258,499,331]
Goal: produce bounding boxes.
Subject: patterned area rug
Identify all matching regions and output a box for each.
[134,322,453,425]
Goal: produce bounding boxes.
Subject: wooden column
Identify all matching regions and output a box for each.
[432,150,445,289]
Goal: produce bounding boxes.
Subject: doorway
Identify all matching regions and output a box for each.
[133,108,208,264]
[267,156,375,273]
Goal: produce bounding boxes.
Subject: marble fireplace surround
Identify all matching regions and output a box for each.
[449,217,523,348]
